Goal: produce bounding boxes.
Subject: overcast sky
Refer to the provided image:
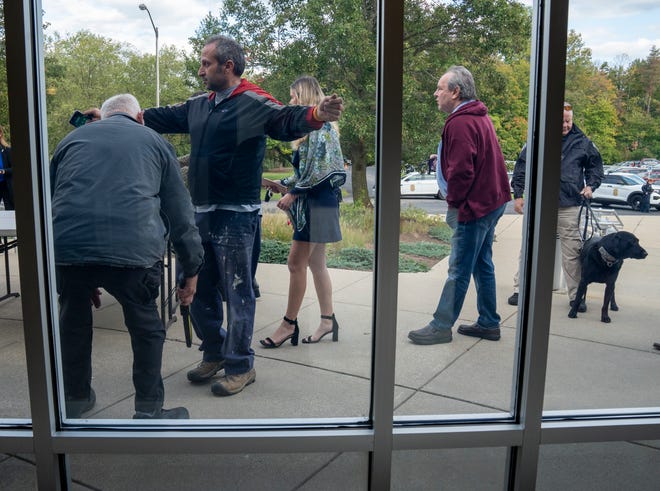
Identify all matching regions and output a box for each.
[41,0,659,66]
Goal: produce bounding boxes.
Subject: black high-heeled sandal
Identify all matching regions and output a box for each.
[302,314,339,344]
[259,316,299,348]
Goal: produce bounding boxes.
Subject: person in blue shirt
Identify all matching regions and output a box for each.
[0,125,15,210]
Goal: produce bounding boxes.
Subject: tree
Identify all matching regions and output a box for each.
[189,0,377,206]
[605,46,660,159]
[189,0,532,205]
[564,31,619,162]
[43,31,196,157]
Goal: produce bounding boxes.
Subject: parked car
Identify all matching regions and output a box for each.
[640,157,660,168]
[591,172,660,210]
[606,166,650,178]
[400,172,443,199]
[645,168,660,185]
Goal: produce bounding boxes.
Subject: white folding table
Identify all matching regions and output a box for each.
[0,210,20,302]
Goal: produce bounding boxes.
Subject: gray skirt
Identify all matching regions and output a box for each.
[292,187,342,243]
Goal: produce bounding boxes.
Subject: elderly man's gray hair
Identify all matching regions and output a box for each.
[100,94,141,119]
[444,66,477,101]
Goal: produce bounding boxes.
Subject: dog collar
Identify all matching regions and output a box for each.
[598,246,619,267]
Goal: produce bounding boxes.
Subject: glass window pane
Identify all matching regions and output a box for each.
[396,0,532,418]
[40,2,374,422]
[0,298,30,419]
[0,28,29,420]
[537,442,660,489]
[392,448,508,490]
[543,0,660,413]
[67,452,368,490]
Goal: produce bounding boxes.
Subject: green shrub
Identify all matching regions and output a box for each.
[399,242,450,259]
[326,246,433,273]
[398,256,430,273]
[429,224,453,242]
[261,212,293,242]
[257,203,450,273]
[327,246,374,271]
[400,206,442,235]
[340,202,375,230]
[260,239,291,264]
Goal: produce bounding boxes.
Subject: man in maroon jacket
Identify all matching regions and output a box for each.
[408,66,510,345]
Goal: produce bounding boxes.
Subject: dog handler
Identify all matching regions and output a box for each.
[507,102,604,312]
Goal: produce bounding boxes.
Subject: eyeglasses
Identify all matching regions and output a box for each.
[564,103,572,111]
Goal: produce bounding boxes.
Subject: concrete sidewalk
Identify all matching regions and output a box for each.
[1,213,659,489]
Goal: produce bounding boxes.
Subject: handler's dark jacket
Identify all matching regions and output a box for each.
[511,124,604,206]
[50,113,203,277]
[143,79,323,207]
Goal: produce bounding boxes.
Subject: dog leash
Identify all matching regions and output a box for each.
[577,198,597,243]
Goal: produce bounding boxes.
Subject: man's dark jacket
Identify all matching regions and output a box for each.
[143,79,322,207]
[50,113,203,277]
[511,124,604,207]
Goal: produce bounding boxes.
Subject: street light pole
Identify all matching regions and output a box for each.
[138,3,159,107]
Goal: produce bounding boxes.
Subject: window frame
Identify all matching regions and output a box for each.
[1,1,659,489]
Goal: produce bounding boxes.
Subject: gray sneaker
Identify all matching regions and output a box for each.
[408,324,452,345]
[187,360,224,383]
[211,368,256,396]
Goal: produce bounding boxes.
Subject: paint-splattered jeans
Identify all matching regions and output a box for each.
[190,209,258,375]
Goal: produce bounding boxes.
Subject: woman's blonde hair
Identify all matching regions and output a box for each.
[290,76,339,149]
[0,125,8,148]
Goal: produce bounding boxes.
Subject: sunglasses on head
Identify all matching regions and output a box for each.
[564,103,572,111]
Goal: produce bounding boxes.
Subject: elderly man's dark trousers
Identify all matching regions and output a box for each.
[57,264,165,414]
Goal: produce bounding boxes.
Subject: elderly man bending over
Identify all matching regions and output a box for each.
[51,94,203,419]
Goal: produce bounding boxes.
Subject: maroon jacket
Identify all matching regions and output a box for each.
[440,100,511,222]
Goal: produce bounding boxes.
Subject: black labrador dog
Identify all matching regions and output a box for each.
[568,231,647,323]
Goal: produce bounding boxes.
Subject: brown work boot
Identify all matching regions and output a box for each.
[211,368,256,396]
[186,360,224,383]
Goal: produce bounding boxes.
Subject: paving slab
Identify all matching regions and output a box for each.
[298,452,369,491]
[0,322,30,418]
[543,334,660,411]
[537,441,660,490]
[415,329,517,413]
[67,452,346,491]
[63,325,202,420]
[391,447,508,490]
[394,389,509,416]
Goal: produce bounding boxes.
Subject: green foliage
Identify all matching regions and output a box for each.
[429,224,454,242]
[41,30,197,157]
[606,46,660,160]
[327,247,374,271]
[399,242,450,259]
[261,213,294,242]
[398,256,430,273]
[564,31,620,162]
[401,0,532,165]
[339,202,376,231]
[259,203,449,272]
[259,239,291,264]
[1,0,658,171]
[324,247,435,273]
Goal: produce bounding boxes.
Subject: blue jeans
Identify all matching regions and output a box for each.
[430,203,506,331]
[190,209,258,375]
